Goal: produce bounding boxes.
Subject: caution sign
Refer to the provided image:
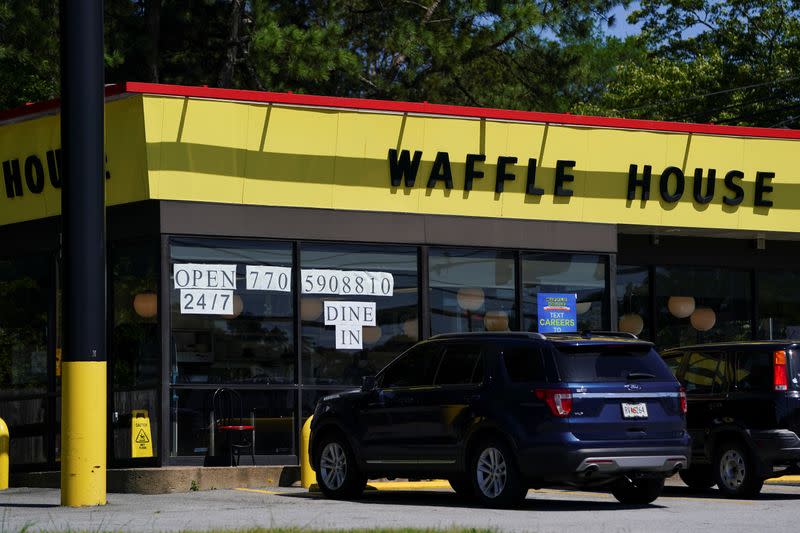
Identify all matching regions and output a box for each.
[131,409,153,458]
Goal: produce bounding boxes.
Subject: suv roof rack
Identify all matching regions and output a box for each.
[544,330,639,340]
[581,330,638,339]
[429,331,547,340]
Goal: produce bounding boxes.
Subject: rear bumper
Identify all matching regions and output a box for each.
[751,429,800,469]
[575,454,687,474]
[519,442,691,482]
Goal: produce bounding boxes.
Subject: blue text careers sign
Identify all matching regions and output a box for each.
[537,293,577,333]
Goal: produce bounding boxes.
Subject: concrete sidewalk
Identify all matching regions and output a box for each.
[3,476,800,532]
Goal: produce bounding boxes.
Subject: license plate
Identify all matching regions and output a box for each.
[622,402,648,418]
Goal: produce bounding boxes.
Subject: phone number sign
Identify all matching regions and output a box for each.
[537,293,577,333]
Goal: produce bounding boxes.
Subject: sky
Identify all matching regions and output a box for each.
[605,3,643,38]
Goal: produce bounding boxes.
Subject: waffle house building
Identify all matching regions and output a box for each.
[2,82,799,470]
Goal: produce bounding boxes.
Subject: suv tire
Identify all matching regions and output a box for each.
[679,465,715,490]
[470,438,527,508]
[448,477,475,500]
[314,432,366,499]
[611,477,664,505]
[713,440,763,498]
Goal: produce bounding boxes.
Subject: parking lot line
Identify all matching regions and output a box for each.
[766,475,800,484]
[234,487,278,495]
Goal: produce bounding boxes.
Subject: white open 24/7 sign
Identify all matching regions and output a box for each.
[173,264,395,349]
[174,264,237,315]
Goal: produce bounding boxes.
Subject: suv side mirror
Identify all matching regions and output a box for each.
[361,375,377,391]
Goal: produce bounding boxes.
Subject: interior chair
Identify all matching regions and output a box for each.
[212,388,256,466]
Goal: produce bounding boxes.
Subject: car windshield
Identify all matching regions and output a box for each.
[553,345,675,382]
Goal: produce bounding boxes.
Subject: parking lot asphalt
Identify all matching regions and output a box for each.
[3,478,800,533]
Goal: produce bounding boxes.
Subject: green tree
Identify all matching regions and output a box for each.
[0,0,59,109]
[578,0,800,127]
[1,1,638,114]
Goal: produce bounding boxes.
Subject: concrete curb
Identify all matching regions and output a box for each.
[11,465,300,494]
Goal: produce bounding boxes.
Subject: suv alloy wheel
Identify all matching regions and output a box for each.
[713,440,763,498]
[471,438,527,508]
[314,433,366,499]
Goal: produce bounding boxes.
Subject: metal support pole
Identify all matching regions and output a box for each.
[59,0,107,507]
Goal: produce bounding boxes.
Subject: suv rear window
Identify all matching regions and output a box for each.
[553,345,675,382]
[502,346,546,382]
[735,350,772,392]
[736,348,800,391]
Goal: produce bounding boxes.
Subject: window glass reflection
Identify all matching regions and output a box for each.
[170,238,295,385]
[616,265,649,339]
[522,253,605,332]
[112,240,160,388]
[0,255,50,466]
[757,270,800,340]
[655,266,751,348]
[301,244,418,386]
[0,256,49,393]
[430,248,516,335]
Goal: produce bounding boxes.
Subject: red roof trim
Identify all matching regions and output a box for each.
[2,81,800,140]
[0,84,127,123]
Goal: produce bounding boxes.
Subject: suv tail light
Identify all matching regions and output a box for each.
[679,386,687,414]
[774,350,789,391]
[535,388,573,417]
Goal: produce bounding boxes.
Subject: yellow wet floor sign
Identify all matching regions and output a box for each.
[131,409,153,458]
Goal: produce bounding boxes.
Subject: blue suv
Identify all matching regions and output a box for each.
[310,331,690,507]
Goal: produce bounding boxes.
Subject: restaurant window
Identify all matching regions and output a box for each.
[0,254,51,466]
[757,270,800,340]
[170,238,295,385]
[429,248,516,335]
[170,389,295,457]
[110,239,160,461]
[301,243,418,386]
[655,266,751,349]
[616,265,650,339]
[522,253,606,333]
[168,237,296,460]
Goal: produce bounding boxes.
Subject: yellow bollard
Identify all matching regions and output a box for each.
[0,417,8,490]
[300,415,317,489]
[61,361,107,506]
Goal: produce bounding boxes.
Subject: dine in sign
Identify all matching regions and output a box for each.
[537,293,577,333]
[324,301,377,350]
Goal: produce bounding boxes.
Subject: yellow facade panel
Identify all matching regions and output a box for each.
[416,116,502,217]
[105,97,150,206]
[331,112,421,213]
[2,92,799,235]
[0,96,149,226]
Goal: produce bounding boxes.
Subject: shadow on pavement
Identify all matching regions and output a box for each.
[662,485,800,501]
[0,503,60,508]
[278,489,665,512]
